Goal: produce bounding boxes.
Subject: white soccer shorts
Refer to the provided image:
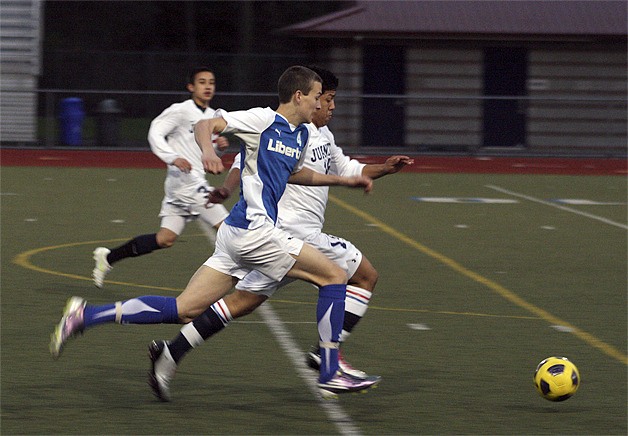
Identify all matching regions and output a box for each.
[235,231,363,297]
[203,222,303,282]
[159,181,229,235]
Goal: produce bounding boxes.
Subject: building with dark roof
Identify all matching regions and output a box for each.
[282,0,627,155]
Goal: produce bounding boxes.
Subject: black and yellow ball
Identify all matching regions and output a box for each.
[534,356,580,402]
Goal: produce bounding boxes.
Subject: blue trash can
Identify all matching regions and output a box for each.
[58,97,85,146]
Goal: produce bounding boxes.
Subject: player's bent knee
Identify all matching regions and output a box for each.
[158,236,177,248]
[174,300,204,323]
[322,264,348,285]
[227,291,267,318]
[350,259,379,291]
[365,269,379,290]
[156,228,178,248]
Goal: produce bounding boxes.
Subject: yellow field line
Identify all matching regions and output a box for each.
[12,240,182,292]
[13,240,536,320]
[13,209,627,366]
[328,194,628,365]
[271,299,539,320]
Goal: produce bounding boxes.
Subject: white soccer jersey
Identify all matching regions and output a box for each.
[219,107,318,230]
[230,125,365,238]
[148,99,219,205]
[278,126,365,238]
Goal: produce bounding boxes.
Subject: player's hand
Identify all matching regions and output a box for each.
[215,136,230,152]
[201,153,224,175]
[384,155,414,174]
[173,157,192,173]
[345,175,373,194]
[205,187,231,206]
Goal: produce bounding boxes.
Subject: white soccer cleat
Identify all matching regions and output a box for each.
[148,340,177,402]
[50,296,86,359]
[317,371,381,400]
[92,247,112,288]
[306,346,369,379]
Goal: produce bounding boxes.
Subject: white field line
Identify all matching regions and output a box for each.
[257,303,362,436]
[486,185,628,230]
[235,320,316,324]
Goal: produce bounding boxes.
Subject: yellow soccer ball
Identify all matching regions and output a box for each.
[534,356,580,402]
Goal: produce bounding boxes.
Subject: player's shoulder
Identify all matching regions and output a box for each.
[168,99,194,111]
[157,99,195,118]
[222,106,274,123]
[299,122,320,144]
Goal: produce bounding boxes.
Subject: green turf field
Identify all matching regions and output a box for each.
[1,166,626,435]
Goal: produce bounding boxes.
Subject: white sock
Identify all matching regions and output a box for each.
[340,285,372,342]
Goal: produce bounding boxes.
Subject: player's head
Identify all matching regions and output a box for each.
[187,66,216,108]
[307,66,338,128]
[277,66,322,124]
[277,66,322,103]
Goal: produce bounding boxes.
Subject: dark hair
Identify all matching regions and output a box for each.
[307,65,339,93]
[277,66,322,104]
[188,66,214,85]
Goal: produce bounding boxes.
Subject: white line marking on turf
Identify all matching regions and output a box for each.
[407,323,431,330]
[235,320,316,324]
[551,325,575,332]
[257,303,362,436]
[551,199,626,205]
[412,196,518,204]
[486,185,628,230]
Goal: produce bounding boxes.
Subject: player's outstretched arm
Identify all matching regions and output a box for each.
[362,155,414,179]
[206,164,241,206]
[194,117,228,174]
[289,167,373,193]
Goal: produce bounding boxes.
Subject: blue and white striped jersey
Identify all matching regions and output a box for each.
[230,125,366,239]
[218,107,319,230]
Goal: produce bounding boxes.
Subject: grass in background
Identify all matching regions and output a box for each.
[1,167,626,434]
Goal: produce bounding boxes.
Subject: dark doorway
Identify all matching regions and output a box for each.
[483,47,528,148]
[362,45,405,147]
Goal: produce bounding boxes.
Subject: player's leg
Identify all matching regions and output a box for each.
[171,289,267,362]
[285,241,349,381]
[148,289,267,401]
[194,196,229,245]
[195,219,217,245]
[343,255,378,341]
[50,293,180,359]
[316,257,378,378]
[51,261,236,359]
[149,266,283,401]
[301,233,379,378]
[286,244,380,397]
[92,214,185,288]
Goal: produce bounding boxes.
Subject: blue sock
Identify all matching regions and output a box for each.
[83,296,178,328]
[317,284,346,383]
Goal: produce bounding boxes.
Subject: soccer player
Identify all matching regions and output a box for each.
[148,66,413,401]
[91,67,229,288]
[50,65,379,399]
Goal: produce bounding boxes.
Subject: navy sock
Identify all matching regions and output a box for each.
[316,284,346,383]
[169,306,226,363]
[107,234,161,265]
[83,296,178,328]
